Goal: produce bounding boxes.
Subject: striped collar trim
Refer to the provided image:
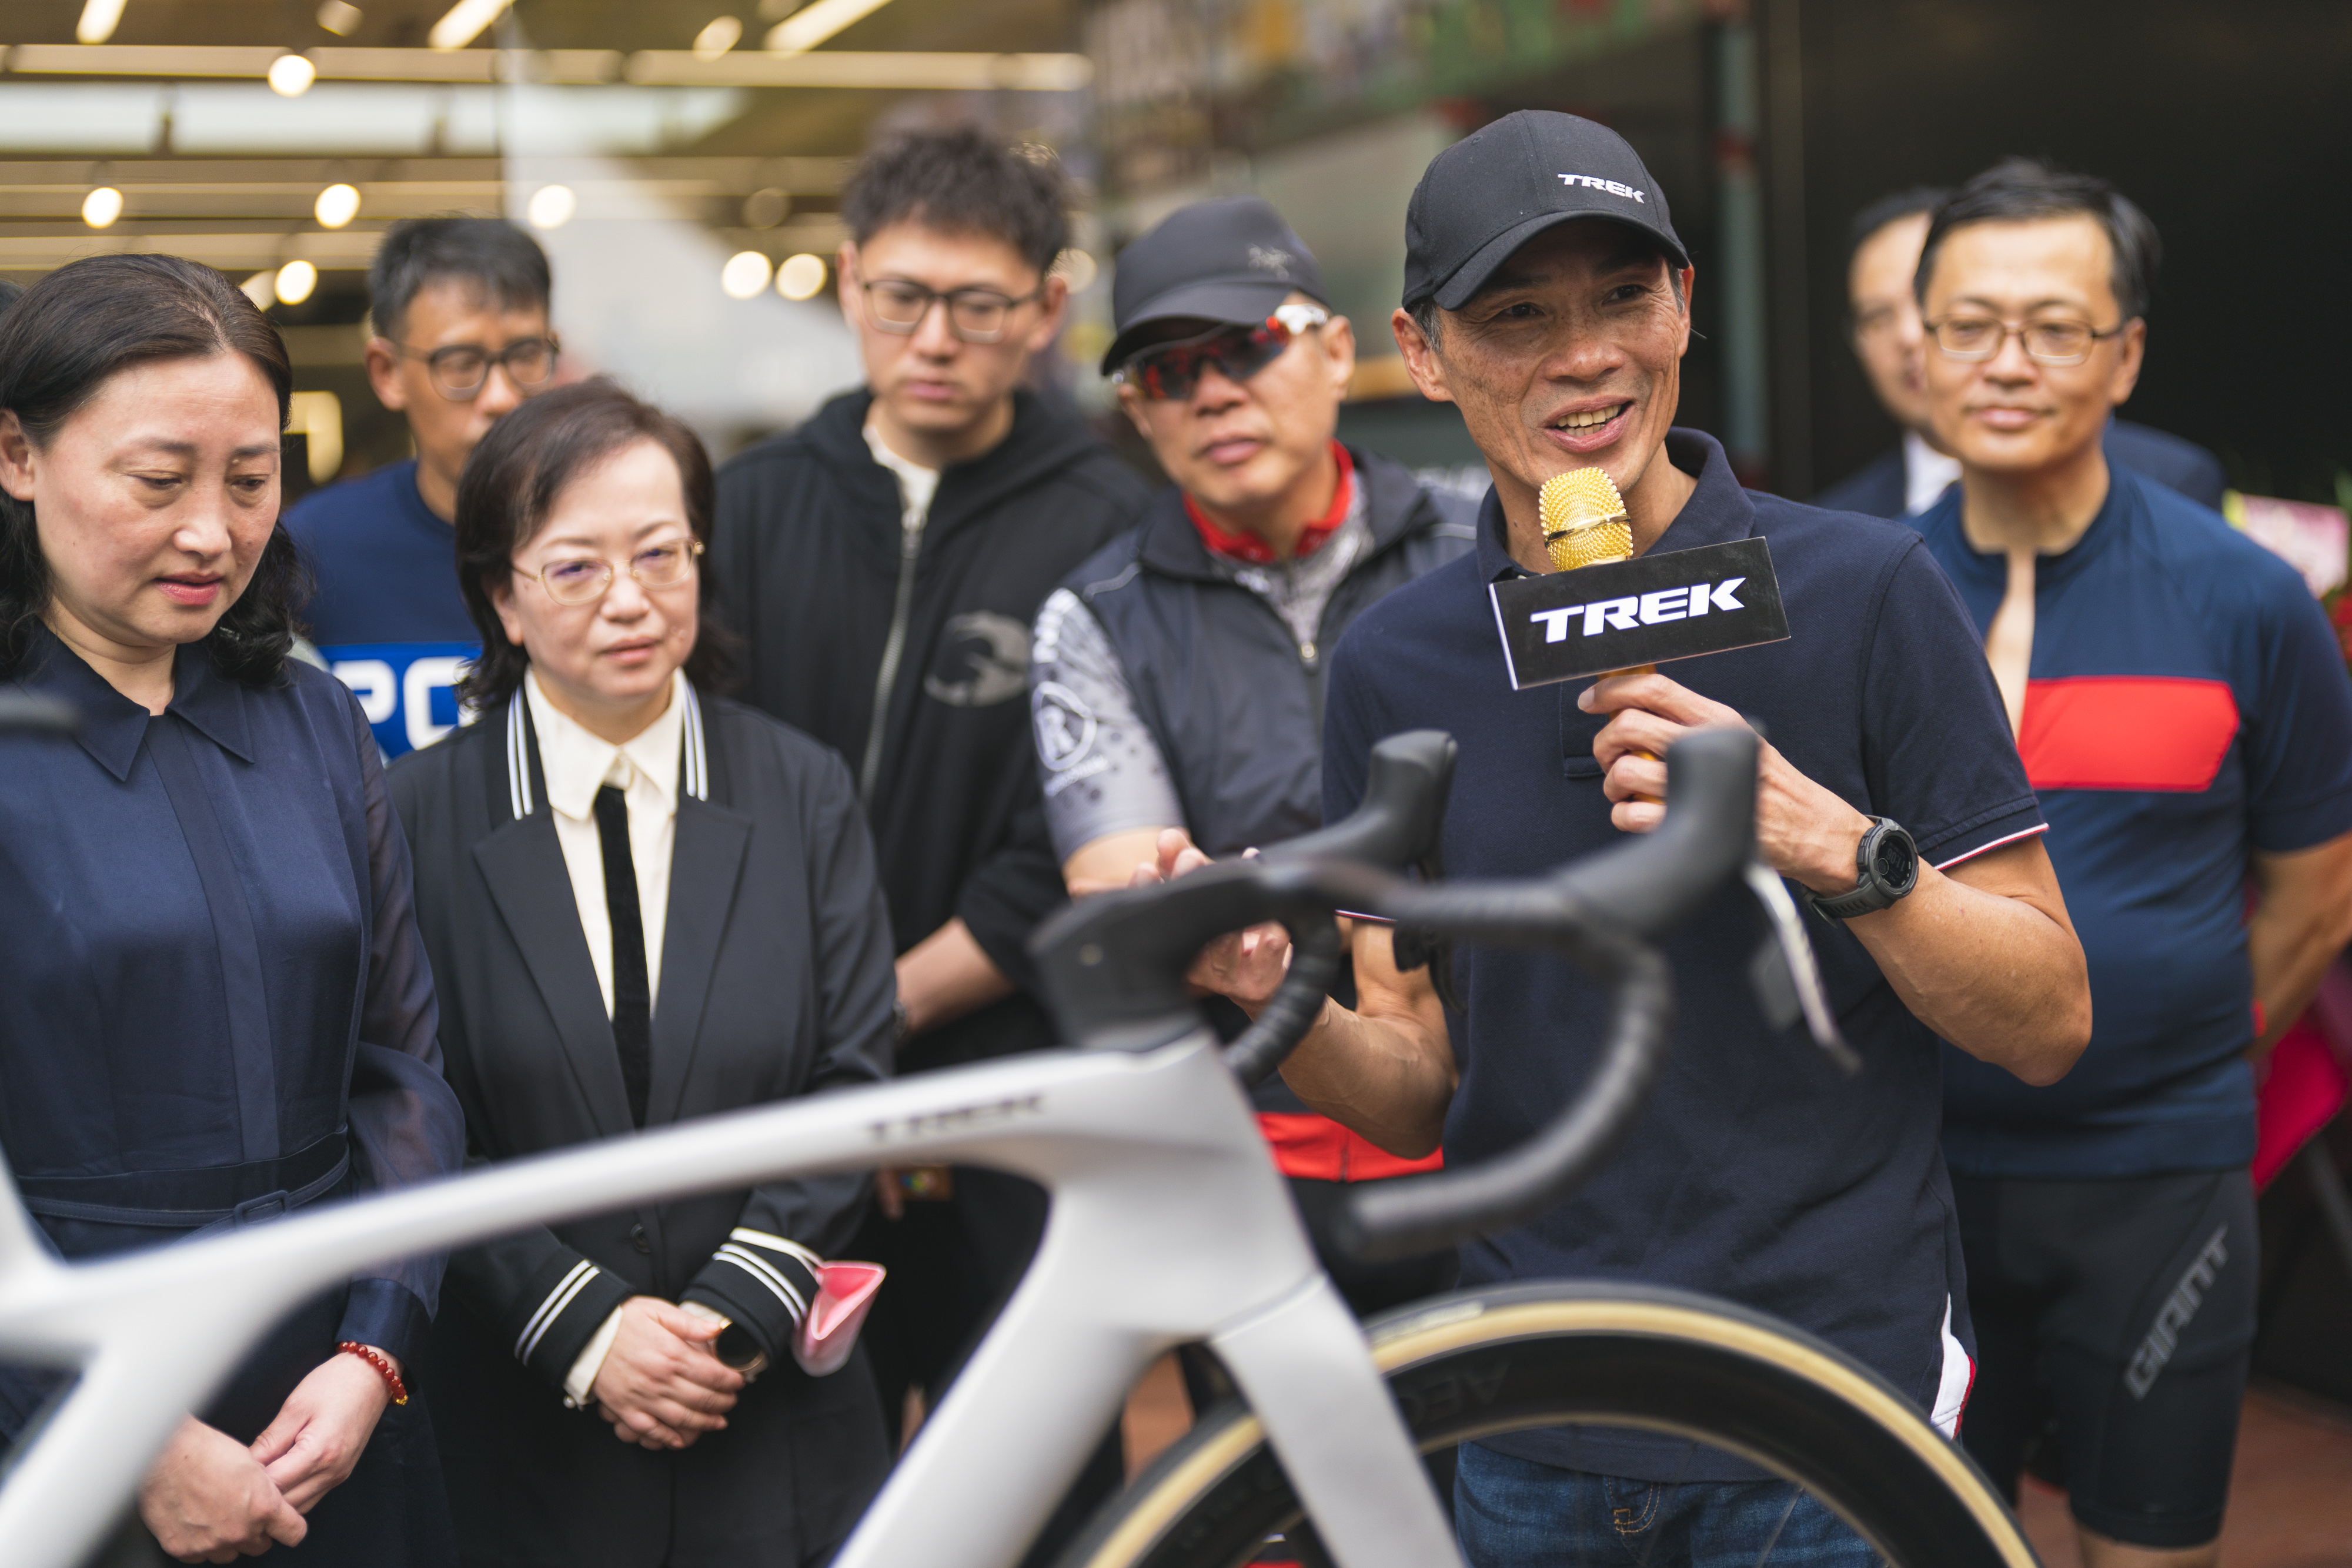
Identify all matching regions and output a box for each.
[506,681,709,823]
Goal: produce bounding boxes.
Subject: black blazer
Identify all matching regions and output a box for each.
[1813,417,2228,516]
[389,686,896,1568]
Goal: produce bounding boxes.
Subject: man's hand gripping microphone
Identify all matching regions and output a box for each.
[1542,467,1658,797]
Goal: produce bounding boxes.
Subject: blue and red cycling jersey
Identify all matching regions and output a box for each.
[1905,467,2352,1178]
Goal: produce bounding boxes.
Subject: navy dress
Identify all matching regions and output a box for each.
[0,625,466,1563]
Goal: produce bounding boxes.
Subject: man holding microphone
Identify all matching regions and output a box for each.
[1194,112,2092,1561]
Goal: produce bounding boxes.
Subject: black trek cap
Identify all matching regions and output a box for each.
[1404,110,1688,312]
[1104,196,1327,375]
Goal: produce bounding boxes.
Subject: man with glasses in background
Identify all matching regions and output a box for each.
[286,216,558,755]
[1906,159,2352,1568]
[1815,186,2226,517]
[711,126,1147,1557]
[1031,196,1475,1346]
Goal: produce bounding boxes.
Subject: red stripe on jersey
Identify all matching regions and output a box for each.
[1256,1112,1445,1182]
[2017,676,2239,792]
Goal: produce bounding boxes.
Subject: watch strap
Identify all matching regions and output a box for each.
[1805,817,1915,921]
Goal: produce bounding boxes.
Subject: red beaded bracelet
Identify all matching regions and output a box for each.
[336,1341,409,1405]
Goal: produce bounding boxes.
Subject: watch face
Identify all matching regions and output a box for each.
[1872,828,1919,892]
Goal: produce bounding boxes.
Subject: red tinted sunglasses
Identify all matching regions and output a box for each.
[1114,303,1330,400]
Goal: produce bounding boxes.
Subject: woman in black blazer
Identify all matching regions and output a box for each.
[389,382,896,1567]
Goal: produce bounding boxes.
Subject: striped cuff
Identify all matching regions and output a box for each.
[682,1228,821,1363]
[502,1253,634,1391]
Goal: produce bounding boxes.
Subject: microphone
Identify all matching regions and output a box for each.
[1541,469,1656,789]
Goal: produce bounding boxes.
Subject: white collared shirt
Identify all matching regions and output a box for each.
[523,668,685,1017]
[1902,429,1963,517]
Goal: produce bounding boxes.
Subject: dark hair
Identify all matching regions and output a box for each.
[1915,158,2159,321]
[454,378,731,710]
[0,254,304,684]
[1847,186,1949,258]
[0,278,25,316]
[840,126,1070,275]
[368,216,552,343]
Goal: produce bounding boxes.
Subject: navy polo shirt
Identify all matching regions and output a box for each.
[1322,429,2044,1482]
[1907,468,2352,1178]
[283,458,481,758]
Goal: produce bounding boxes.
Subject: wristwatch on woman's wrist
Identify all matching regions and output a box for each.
[1803,817,1919,921]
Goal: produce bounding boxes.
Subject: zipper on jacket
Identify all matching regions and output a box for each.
[858,510,924,805]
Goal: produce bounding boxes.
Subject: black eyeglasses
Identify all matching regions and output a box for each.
[1111,305,1329,402]
[858,279,1044,343]
[390,335,561,399]
[1924,316,2127,366]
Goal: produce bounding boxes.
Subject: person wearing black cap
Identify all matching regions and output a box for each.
[1183,111,2093,1562]
[1029,195,1475,1316]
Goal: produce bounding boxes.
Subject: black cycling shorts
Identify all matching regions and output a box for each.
[1951,1167,2256,1550]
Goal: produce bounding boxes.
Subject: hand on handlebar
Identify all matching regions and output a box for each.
[1128,831,1294,1009]
[1582,673,1870,897]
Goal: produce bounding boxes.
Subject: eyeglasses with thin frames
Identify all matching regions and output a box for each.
[527,538,703,607]
[1924,316,2129,366]
[389,335,562,400]
[858,279,1045,344]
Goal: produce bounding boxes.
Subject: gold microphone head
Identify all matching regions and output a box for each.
[1540,467,1632,572]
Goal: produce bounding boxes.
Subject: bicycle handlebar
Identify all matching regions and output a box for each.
[1031,726,1762,1263]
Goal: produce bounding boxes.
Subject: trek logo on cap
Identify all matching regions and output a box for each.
[1489,537,1789,690]
[1558,173,1647,204]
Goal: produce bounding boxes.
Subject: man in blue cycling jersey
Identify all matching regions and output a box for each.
[1906,159,2352,1568]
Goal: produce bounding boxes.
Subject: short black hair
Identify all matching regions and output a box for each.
[1847,186,1949,259]
[453,379,733,711]
[1915,158,2159,321]
[0,255,305,685]
[840,126,1070,275]
[368,216,551,343]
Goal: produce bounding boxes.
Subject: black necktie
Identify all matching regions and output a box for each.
[594,783,653,1128]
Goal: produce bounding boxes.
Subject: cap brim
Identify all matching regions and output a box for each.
[1429,210,1690,312]
[1101,277,1303,375]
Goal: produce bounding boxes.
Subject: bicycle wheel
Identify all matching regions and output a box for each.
[1058,1282,2037,1568]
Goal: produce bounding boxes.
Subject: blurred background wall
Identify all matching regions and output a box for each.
[1,0,2347,498]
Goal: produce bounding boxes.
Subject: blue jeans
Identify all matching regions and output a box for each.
[1455,1443,1876,1567]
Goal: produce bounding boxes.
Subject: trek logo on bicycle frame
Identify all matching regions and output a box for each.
[1489,536,1790,690]
[868,1094,1045,1146]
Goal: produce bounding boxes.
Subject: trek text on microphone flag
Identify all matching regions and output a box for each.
[1490,536,1789,690]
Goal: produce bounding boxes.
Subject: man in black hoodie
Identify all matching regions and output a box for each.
[710,127,1147,1502]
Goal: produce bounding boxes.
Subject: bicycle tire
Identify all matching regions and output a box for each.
[1058,1282,2037,1568]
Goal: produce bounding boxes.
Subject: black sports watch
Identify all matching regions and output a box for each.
[1804,817,1920,921]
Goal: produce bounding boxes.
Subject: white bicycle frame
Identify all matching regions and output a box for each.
[0,1025,1465,1568]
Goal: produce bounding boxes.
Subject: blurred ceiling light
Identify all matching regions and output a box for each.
[315,182,361,229]
[1053,248,1097,293]
[693,16,743,60]
[76,0,129,45]
[10,44,1093,91]
[775,253,827,302]
[267,53,318,95]
[239,271,277,310]
[721,251,774,300]
[741,187,790,228]
[764,0,895,56]
[274,260,319,306]
[316,0,364,35]
[525,183,576,230]
[429,0,514,52]
[81,186,125,228]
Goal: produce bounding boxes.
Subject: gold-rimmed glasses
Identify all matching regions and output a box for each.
[530,538,703,607]
[1925,316,2128,366]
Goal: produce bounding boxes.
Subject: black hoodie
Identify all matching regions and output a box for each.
[712,387,1150,1069]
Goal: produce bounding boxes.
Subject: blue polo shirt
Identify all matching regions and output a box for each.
[1907,468,2352,1179]
[283,458,480,758]
[1322,429,2043,1482]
